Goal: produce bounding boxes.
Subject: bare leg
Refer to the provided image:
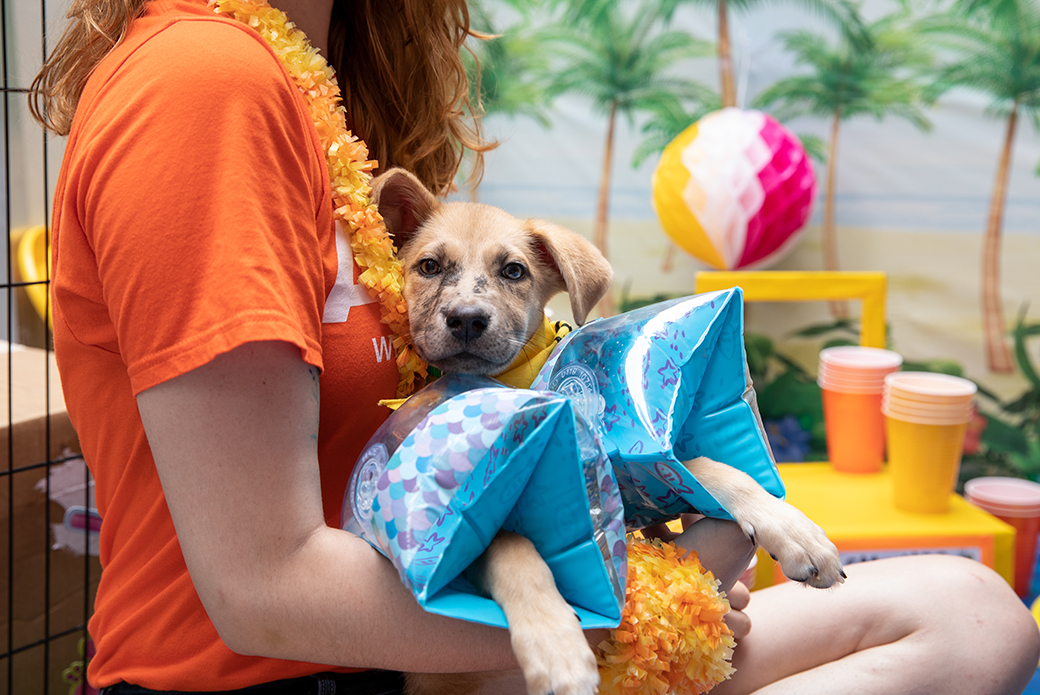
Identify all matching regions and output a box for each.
[713,554,1040,695]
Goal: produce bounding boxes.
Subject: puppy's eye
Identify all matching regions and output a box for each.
[418,259,441,276]
[502,262,526,280]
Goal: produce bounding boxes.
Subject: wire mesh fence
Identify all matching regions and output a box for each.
[1,0,99,692]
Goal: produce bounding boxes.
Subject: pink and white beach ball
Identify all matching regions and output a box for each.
[652,108,816,270]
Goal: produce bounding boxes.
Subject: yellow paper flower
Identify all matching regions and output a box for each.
[598,538,736,695]
[212,0,426,396]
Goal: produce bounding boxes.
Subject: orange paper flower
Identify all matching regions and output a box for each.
[212,0,426,396]
[598,538,736,695]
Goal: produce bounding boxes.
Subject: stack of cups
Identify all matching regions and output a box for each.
[883,372,977,513]
[964,477,1040,597]
[818,346,904,473]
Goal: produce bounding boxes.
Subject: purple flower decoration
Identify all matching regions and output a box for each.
[764,414,811,462]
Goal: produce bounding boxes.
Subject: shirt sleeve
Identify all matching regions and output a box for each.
[77,18,331,394]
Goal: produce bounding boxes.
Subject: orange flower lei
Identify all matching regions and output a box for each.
[599,538,736,695]
[211,0,426,397]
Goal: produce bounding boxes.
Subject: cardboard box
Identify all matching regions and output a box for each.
[0,345,99,695]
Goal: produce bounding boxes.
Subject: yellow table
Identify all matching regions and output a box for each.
[751,463,1016,589]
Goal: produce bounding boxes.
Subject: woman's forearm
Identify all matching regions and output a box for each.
[137,340,521,672]
[213,524,521,671]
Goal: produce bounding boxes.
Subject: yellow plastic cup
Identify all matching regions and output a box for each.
[881,398,974,424]
[885,414,968,513]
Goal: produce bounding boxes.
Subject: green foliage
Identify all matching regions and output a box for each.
[980,414,1030,456]
[754,9,933,131]
[917,0,1040,130]
[541,0,716,125]
[465,0,554,126]
[617,286,683,313]
[756,368,829,459]
[631,95,722,167]
[744,332,774,385]
[959,311,1040,484]
[788,317,859,339]
[796,133,829,164]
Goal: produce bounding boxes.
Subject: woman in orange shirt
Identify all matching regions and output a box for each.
[31,0,1039,693]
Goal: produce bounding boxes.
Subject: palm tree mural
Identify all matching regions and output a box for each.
[755,10,931,317]
[918,0,1040,374]
[466,1,553,127]
[545,0,714,315]
[691,0,865,108]
[461,1,553,197]
[558,0,862,109]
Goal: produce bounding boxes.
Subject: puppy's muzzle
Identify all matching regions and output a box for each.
[447,306,490,343]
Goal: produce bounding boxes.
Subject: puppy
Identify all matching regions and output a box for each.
[371,168,844,695]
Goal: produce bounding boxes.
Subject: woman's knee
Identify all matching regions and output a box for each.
[898,555,1039,672]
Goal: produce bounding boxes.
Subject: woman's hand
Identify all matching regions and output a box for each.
[642,516,755,640]
[724,580,752,639]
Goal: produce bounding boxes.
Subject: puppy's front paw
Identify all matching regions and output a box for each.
[742,502,845,589]
[510,609,600,695]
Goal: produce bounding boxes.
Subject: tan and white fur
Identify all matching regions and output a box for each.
[372,169,844,695]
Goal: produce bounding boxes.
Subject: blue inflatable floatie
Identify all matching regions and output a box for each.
[343,287,781,627]
[342,374,627,629]
[532,287,783,529]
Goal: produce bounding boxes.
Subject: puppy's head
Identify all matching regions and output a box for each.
[372,168,612,375]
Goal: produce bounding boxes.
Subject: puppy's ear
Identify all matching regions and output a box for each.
[526,220,613,325]
[371,168,438,250]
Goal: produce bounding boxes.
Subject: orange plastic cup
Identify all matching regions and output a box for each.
[965,477,1040,597]
[885,415,967,513]
[821,386,885,473]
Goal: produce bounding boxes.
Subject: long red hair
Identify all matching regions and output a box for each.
[29,0,491,194]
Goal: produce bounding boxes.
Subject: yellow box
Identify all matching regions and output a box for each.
[753,463,1015,589]
[694,270,888,349]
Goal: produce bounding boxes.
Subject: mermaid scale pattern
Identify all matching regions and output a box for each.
[343,288,782,628]
[343,375,627,629]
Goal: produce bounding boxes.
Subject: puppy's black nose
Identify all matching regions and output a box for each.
[446,306,489,342]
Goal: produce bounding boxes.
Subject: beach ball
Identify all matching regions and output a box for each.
[652,108,816,270]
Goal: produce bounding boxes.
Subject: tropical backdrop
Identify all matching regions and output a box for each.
[455,0,1040,483]
[8,0,1040,480]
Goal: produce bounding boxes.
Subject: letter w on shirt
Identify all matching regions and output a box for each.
[372,336,393,363]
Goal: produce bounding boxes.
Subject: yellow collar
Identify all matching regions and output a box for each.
[379,317,572,410]
[491,317,572,389]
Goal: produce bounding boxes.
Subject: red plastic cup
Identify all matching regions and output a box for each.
[964,477,1040,597]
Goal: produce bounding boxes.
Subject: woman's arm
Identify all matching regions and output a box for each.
[136,339,520,672]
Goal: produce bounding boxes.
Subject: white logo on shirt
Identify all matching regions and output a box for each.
[372,336,394,363]
[323,221,377,324]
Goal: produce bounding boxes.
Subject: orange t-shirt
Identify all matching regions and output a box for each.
[50,0,399,688]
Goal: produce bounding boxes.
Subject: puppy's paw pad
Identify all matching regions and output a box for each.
[752,505,845,589]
